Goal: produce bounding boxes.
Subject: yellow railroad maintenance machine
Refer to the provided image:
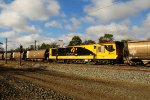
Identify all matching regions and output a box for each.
[49,42,124,64]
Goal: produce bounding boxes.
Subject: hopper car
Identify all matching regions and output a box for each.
[12,52,24,59]
[26,49,49,61]
[0,52,4,60]
[4,52,12,59]
[124,41,150,65]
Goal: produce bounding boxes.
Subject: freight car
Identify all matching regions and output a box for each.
[26,49,49,61]
[12,52,25,60]
[125,41,150,65]
[49,42,124,64]
[4,52,12,59]
[0,52,4,60]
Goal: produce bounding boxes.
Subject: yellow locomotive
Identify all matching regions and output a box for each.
[49,42,124,64]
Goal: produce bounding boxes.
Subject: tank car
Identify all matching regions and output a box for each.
[125,41,150,65]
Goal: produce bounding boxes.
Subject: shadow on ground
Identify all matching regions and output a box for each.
[0,65,47,74]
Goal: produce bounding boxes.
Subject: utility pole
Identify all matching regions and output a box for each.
[35,40,36,50]
[20,45,23,66]
[0,42,3,51]
[58,40,63,47]
[5,38,7,64]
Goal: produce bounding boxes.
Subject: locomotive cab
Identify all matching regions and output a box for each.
[94,42,124,64]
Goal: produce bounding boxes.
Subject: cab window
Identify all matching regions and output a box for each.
[105,45,115,52]
[98,46,105,52]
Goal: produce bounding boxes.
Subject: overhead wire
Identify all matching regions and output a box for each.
[88,0,122,13]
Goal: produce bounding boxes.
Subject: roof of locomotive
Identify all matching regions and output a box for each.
[68,41,120,47]
[128,40,150,43]
[50,41,121,49]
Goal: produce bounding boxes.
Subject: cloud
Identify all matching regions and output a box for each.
[56,33,84,46]
[0,11,25,29]
[86,23,132,41]
[45,21,62,28]
[86,23,129,34]
[0,0,5,8]
[84,0,150,21]
[143,13,150,27]
[0,0,60,34]
[64,16,95,31]
[7,12,150,50]
[131,13,150,39]
[7,0,60,21]
[0,31,19,38]
[81,16,95,23]
[15,33,83,48]
[85,12,150,41]
[0,11,42,33]
[16,34,39,44]
[65,17,81,30]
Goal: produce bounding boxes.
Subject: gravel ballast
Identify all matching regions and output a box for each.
[0,75,73,100]
[46,64,150,85]
[0,64,150,100]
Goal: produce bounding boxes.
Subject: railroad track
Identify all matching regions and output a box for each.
[0,59,150,73]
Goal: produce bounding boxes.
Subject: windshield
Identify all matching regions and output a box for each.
[105,45,115,52]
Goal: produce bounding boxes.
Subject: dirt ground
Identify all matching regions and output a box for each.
[0,65,150,100]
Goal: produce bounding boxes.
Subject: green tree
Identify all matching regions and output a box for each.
[49,42,57,48]
[0,47,4,51]
[39,43,47,49]
[13,47,20,52]
[38,42,57,50]
[69,36,82,46]
[26,45,34,50]
[99,34,114,43]
[82,40,95,45]
[11,45,25,52]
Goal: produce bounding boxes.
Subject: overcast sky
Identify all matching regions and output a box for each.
[0,0,150,49]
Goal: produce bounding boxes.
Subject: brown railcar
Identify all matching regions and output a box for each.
[26,49,49,60]
[4,52,12,59]
[0,53,4,59]
[127,41,150,65]
[12,52,23,59]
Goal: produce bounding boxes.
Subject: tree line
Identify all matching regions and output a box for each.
[68,34,126,46]
[15,34,130,51]
[12,42,57,52]
[1,33,149,52]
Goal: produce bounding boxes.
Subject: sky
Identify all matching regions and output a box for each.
[0,0,150,50]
